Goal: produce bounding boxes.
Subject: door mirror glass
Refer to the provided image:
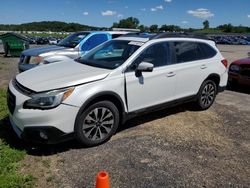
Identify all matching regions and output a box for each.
[137,62,154,72]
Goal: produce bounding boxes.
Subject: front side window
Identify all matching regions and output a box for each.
[81,34,109,51]
[57,32,89,48]
[128,42,170,71]
[77,40,140,69]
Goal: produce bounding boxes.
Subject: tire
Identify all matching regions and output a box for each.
[4,46,10,57]
[196,80,217,110]
[75,101,120,147]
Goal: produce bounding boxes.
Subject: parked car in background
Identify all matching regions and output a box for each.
[36,37,49,45]
[8,33,228,146]
[18,31,132,72]
[28,37,37,44]
[210,35,250,45]
[48,38,58,45]
[228,57,250,86]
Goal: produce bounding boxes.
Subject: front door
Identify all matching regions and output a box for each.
[125,42,177,112]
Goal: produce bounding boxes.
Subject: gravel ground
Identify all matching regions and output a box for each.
[49,91,249,188]
[0,45,250,187]
[219,45,250,63]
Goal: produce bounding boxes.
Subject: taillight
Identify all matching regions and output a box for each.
[221,59,228,68]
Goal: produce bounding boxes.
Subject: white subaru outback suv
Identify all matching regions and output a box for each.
[7,33,228,146]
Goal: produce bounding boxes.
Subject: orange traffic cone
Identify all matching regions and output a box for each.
[96,171,110,188]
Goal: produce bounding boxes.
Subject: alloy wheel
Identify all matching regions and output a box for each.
[82,107,114,141]
[201,83,215,107]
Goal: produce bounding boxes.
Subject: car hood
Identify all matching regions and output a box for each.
[16,60,111,92]
[232,58,250,65]
[22,45,67,56]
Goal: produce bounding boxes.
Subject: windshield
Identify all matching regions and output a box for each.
[57,32,90,48]
[77,40,141,70]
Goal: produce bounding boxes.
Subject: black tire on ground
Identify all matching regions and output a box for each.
[196,80,217,110]
[4,46,9,57]
[75,101,120,147]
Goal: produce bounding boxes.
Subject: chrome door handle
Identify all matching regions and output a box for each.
[200,65,207,69]
[166,72,176,77]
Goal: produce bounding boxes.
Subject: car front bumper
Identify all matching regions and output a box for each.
[228,72,250,86]
[8,81,79,144]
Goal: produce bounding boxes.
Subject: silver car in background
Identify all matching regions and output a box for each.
[18,31,132,72]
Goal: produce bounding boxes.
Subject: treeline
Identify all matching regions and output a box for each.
[113,17,250,33]
[0,19,250,33]
[0,21,102,32]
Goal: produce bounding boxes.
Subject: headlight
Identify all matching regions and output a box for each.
[23,87,74,109]
[30,56,44,65]
[230,64,240,72]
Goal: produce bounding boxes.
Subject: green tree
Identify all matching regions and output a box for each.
[112,17,140,28]
[203,20,209,29]
[159,24,181,32]
[217,24,233,33]
[138,25,146,32]
[149,24,158,32]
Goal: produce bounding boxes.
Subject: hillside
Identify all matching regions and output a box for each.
[0,21,103,32]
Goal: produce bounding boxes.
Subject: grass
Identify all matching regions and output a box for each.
[25,33,68,38]
[0,89,34,188]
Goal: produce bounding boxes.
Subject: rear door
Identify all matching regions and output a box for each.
[171,41,216,99]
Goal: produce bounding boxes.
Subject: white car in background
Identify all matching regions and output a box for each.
[48,38,58,45]
[8,33,228,146]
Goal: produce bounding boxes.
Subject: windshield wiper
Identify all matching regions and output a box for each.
[74,57,82,63]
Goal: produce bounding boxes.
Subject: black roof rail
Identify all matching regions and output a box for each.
[150,32,212,41]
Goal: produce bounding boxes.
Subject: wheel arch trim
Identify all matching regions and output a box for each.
[74,91,126,132]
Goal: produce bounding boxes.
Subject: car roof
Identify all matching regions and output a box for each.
[73,31,134,35]
[114,36,150,43]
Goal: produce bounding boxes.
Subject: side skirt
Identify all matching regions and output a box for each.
[122,95,197,123]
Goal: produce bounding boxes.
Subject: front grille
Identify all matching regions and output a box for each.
[12,79,35,96]
[240,64,250,78]
[7,88,16,114]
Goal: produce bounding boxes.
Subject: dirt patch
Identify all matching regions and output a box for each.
[0,55,19,88]
[19,154,64,188]
[218,45,250,64]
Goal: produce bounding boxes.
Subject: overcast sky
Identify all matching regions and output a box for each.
[0,0,250,28]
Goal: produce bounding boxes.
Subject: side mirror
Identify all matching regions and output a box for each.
[135,62,154,77]
[137,62,154,72]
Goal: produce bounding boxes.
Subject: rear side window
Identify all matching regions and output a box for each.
[172,41,216,63]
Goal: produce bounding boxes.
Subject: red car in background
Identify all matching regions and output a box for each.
[228,58,250,86]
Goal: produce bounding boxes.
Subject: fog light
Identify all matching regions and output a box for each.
[39,131,48,140]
